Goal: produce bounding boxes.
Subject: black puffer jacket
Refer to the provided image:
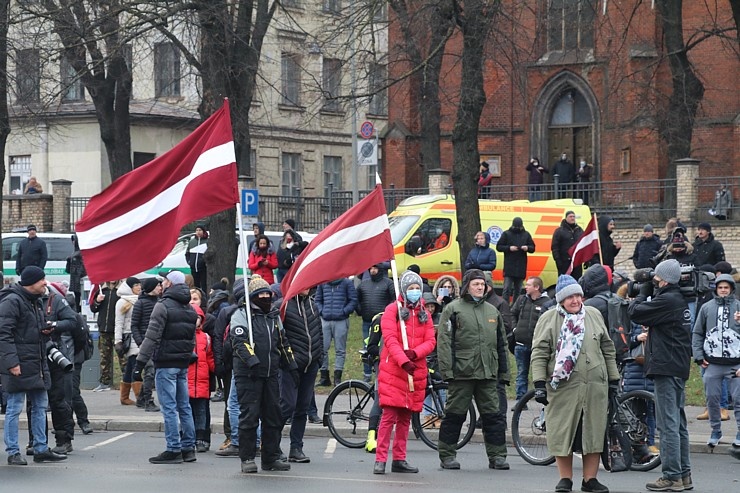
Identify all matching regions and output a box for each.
[496,221,536,279]
[632,235,662,269]
[131,293,158,346]
[213,304,238,377]
[283,294,323,371]
[90,284,120,334]
[136,283,197,369]
[229,304,297,378]
[511,292,550,347]
[628,284,692,380]
[692,233,725,267]
[43,288,80,361]
[0,284,51,393]
[580,264,612,324]
[356,276,395,321]
[551,219,583,275]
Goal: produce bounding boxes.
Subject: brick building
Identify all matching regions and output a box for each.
[382,1,739,189]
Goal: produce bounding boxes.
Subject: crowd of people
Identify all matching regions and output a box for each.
[1,213,739,492]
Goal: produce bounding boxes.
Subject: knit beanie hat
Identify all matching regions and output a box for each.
[643,224,653,232]
[233,277,246,302]
[697,222,711,232]
[555,275,584,303]
[248,275,272,299]
[141,277,160,294]
[125,277,141,289]
[20,266,45,286]
[461,269,486,296]
[400,270,423,300]
[714,261,733,275]
[166,271,186,285]
[655,259,681,284]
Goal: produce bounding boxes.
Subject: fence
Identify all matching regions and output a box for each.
[69,197,89,227]
[695,176,738,222]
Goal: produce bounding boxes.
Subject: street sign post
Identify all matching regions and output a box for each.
[241,189,259,216]
[360,121,374,139]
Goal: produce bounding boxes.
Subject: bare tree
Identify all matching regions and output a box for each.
[0,0,10,235]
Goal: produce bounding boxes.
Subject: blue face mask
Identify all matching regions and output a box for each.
[406,289,422,303]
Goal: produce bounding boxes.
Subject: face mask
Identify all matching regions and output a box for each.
[406,289,422,303]
[652,279,661,290]
[286,242,294,249]
[253,296,273,313]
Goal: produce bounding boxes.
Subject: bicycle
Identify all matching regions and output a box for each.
[322,369,476,450]
[511,387,661,472]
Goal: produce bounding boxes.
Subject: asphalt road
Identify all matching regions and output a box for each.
[2,432,738,493]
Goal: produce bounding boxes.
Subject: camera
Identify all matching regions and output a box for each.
[627,268,654,297]
[45,341,73,372]
[627,265,715,298]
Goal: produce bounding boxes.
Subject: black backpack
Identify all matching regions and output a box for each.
[595,293,632,363]
[72,313,94,362]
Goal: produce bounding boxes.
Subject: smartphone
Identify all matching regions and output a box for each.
[438,287,449,297]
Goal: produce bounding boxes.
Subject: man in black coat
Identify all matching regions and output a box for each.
[496,217,535,303]
[130,277,162,411]
[594,215,622,270]
[628,259,693,491]
[551,211,584,279]
[552,153,575,197]
[0,266,67,465]
[356,264,395,381]
[632,224,662,269]
[15,225,48,275]
[280,289,323,463]
[693,222,725,267]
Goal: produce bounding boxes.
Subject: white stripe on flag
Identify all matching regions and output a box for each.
[77,142,235,250]
[291,215,390,279]
[572,229,599,257]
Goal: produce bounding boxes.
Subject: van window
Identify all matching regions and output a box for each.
[389,215,420,245]
[2,237,21,261]
[46,238,74,261]
[409,218,452,256]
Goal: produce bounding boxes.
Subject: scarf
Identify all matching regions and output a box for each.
[550,304,586,390]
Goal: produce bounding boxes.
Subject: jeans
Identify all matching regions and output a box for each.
[700,365,731,410]
[502,277,523,304]
[155,367,196,452]
[320,318,349,371]
[653,375,690,480]
[123,355,136,383]
[703,363,740,433]
[514,345,532,400]
[4,390,49,456]
[227,373,240,445]
[528,185,542,202]
[281,362,320,448]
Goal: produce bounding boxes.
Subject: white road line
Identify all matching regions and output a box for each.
[324,438,337,457]
[260,473,428,484]
[81,432,134,451]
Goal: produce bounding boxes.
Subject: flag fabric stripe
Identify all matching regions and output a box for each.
[280,185,394,316]
[566,214,600,275]
[76,100,239,283]
[77,143,235,250]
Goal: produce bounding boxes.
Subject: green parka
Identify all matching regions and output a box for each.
[437,294,509,382]
[530,305,619,456]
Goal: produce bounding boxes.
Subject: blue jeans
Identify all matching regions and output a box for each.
[4,390,49,456]
[528,185,542,202]
[320,318,349,371]
[281,362,320,448]
[700,365,730,410]
[653,375,691,480]
[514,345,532,400]
[227,373,240,445]
[502,277,523,304]
[155,367,196,452]
[703,363,740,433]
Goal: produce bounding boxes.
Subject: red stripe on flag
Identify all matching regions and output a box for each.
[566,214,600,275]
[279,185,394,317]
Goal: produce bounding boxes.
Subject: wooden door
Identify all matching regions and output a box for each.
[549,127,574,172]
[573,126,592,165]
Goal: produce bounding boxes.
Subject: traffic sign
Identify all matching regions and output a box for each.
[360,121,374,139]
[241,189,259,216]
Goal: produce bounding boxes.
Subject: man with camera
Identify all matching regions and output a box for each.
[628,259,694,492]
[0,266,67,465]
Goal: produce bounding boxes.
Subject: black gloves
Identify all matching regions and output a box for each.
[291,369,301,388]
[132,363,145,382]
[608,380,620,401]
[533,380,548,405]
[404,349,417,361]
[399,307,410,321]
[114,342,125,358]
[639,281,654,297]
[189,351,199,364]
[401,361,417,375]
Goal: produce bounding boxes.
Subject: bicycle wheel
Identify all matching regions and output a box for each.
[617,390,661,472]
[323,379,374,448]
[412,399,476,451]
[511,389,555,466]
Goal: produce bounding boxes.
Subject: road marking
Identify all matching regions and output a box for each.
[260,473,428,484]
[324,438,337,457]
[82,432,134,451]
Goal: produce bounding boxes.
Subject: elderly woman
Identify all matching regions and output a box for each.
[530,275,619,493]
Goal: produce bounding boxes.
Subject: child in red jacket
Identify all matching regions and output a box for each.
[188,305,215,452]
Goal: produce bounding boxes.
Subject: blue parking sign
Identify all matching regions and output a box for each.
[242,189,259,216]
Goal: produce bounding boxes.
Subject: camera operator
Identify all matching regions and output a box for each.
[628,259,694,492]
[0,266,67,465]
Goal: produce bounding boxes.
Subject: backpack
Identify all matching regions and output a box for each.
[594,293,631,363]
[73,313,94,362]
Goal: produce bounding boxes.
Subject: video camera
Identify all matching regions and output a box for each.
[627,265,715,298]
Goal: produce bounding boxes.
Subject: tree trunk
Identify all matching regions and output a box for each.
[0,0,10,237]
[451,0,497,269]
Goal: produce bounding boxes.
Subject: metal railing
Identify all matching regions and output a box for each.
[695,177,737,222]
[69,197,89,229]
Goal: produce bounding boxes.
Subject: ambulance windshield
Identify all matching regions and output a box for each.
[388,215,420,245]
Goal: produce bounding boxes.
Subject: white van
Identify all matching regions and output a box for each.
[2,232,75,285]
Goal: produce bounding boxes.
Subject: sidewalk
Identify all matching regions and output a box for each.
[1,388,732,455]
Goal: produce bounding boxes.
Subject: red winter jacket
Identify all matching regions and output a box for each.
[377,298,436,411]
[248,250,278,284]
[188,329,215,399]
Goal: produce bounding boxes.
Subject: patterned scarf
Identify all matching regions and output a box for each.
[550,304,586,390]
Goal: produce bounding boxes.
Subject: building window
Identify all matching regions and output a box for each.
[371,0,387,21]
[133,152,156,168]
[16,49,40,104]
[281,53,301,106]
[322,58,342,112]
[368,63,387,115]
[365,164,378,190]
[249,148,256,178]
[154,42,180,97]
[323,156,343,197]
[550,90,591,125]
[60,57,85,102]
[323,0,341,14]
[9,155,32,194]
[281,152,301,196]
[547,0,595,52]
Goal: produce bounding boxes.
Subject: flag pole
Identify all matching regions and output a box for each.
[389,258,414,392]
[593,213,603,266]
[236,203,254,347]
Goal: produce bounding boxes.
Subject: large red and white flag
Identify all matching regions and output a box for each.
[279,185,395,317]
[76,100,239,283]
[566,213,600,275]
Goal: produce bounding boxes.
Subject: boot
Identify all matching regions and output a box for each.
[120,383,135,405]
[696,408,709,420]
[131,381,142,401]
[333,370,343,387]
[316,370,331,387]
[365,430,377,453]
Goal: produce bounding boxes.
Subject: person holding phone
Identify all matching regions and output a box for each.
[432,275,459,311]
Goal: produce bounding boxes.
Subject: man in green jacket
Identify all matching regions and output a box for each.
[436,269,510,470]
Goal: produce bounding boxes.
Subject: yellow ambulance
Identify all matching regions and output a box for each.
[388,195,592,290]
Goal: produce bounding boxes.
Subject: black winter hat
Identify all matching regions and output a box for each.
[125,277,141,289]
[697,222,712,232]
[141,277,160,294]
[20,266,45,286]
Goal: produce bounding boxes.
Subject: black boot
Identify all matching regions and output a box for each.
[316,370,331,387]
[333,370,343,386]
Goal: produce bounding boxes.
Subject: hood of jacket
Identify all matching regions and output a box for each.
[163,283,193,304]
[579,264,610,298]
[598,215,614,237]
[432,275,460,298]
[713,273,736,301]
